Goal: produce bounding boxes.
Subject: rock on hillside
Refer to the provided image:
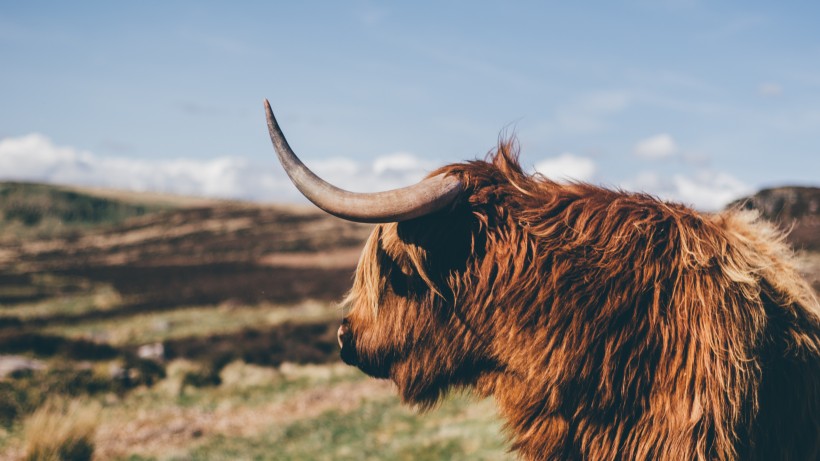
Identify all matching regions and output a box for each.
[728,186,820,252]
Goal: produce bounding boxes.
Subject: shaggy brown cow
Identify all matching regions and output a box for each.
[264,101,820,460]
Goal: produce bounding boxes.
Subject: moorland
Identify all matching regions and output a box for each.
[0,181,817,460]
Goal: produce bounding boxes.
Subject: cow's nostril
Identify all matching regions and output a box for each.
[337,322,351,349]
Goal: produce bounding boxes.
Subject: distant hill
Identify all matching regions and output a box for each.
[728,186,820,251]
[0,181,372,308]
[0,182,168,242]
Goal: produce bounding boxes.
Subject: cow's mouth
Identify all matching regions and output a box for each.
[339,341,358,367]
[337,320,358,366]
[340,348,357,364]
[337,321,391,378]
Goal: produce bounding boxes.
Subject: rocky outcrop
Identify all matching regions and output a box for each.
[729,186,820,251]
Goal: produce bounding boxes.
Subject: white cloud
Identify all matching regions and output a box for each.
[671,171,751,210]
[308,152,435,194]
[0,133,435,202]
[533,153,596,182]
[0,134,280,199]
[634,133,678,159]
[622,169,751,210]
[373,152,433,176]
[0,133,754,211]
[308,157,359,177]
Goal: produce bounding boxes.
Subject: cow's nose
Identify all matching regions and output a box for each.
[337,319,352,349]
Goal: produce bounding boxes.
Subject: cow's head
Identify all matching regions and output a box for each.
[265,101,508,405]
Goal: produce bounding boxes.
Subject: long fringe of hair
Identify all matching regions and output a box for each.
[348,140,820,460]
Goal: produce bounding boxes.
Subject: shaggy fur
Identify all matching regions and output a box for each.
[340,141,820,460]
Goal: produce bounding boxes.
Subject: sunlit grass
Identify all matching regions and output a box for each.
[0,284,119,320]
[109,362,508,460]
[44,300,341,346]
[21,398,100,461]
[0,181,166,242]
[1,360,510,460]
[180,392,510,461]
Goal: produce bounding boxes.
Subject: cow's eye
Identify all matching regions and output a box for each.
[387,259,427,298]
[389,268,409,297]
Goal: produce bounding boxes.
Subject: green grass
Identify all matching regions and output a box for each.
[0,269,513,460]
[103,363,511,461]
[192,394,511,461]
[0,283,117,320]
[0,181,166,241]
[1,359,512,460]
[0,183,513,459]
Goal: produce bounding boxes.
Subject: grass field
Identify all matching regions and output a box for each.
[1,183,817,460]
[1,361,512,460]
[0,183,512,460]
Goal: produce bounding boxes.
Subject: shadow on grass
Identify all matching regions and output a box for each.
[163,321,340,371]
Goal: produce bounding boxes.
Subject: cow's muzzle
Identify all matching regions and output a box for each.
[338,318,357,365]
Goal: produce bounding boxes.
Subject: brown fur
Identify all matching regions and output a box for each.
[341,141,820,460]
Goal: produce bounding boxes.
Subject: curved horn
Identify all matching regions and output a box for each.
[265,99,463,223]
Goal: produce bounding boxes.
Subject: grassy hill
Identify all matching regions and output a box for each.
[0,182,167,242]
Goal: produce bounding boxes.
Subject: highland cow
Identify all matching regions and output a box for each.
[264,100,820,460]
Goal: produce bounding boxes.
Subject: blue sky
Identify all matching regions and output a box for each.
[1,1,818,209]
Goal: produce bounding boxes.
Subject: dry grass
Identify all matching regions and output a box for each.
[20,398,100,461]
[46,300,340,346]
[258,247,363,269]
[90,362,395,459]
[71,360,511,460]
[2,184,813,460]
[61,185,226,208]
[0,358,516,460]
[0,285,120,321]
